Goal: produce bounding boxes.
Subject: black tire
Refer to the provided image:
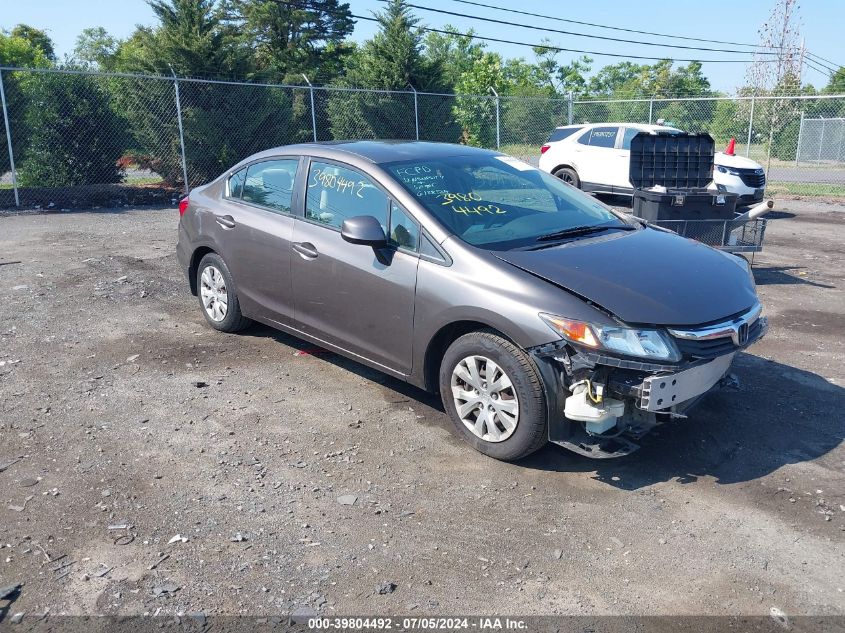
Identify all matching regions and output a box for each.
[196,252,252,333]
[553,166,580,188]
[439,331,547,461]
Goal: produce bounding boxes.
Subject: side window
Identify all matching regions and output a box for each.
[621,128,641,150]
[305,161,389,230]
[228,168,246,198]
[548,127,582,142]
[242,159,298,214]
[586,127,619,148]
[389,202,420,251]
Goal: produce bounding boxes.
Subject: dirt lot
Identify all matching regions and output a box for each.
[0,199,843,621]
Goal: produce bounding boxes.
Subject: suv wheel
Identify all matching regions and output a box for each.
[197,253,251,333]
[553,166,580,188]
[439,331,547,461]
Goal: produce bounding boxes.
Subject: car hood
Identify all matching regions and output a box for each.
[494,227,758,326]
[715,152,763,170]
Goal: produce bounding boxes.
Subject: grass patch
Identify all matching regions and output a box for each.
[500,143,541,160]
[767,181,845,198]
[124,175,164,186]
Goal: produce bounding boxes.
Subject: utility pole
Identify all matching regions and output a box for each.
[797,37,806,85]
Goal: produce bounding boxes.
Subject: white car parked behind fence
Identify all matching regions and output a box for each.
[538,123,766,206]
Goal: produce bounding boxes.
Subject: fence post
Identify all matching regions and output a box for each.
[169,68,190,195]
[795,110,804,166]
[0,69,20,208]
[818,118,826,164]
[409,84,419,140]
[567,91,573,125]
[302,74,317,143]
[488,86,500,150]
[648,96,654,124]
[745,95,755,158]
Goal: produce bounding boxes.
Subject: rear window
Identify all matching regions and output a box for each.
[578,127,619,148]
[547,127,583,143]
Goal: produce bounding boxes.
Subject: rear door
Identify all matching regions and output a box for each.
[612,127,642,193]
[214,157,300,325]
[290,159,420,374]
[571,126,620,190]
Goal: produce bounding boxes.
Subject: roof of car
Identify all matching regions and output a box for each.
[265,140,498,164]
[556,123,680,132]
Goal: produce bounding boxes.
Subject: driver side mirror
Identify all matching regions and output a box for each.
[341,215,388,248]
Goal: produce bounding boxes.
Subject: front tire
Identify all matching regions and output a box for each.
[439,331,547,461]
[553,166,580,188]
[196,253,251,333]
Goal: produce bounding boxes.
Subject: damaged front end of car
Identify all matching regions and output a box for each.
[528,304,768,459]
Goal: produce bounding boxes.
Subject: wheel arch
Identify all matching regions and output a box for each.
[188,246,217,296]
[551,163,577,175]
[423,320,513,393]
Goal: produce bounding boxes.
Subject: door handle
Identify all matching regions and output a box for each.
[215,214,236,229]
[292,241,318,259]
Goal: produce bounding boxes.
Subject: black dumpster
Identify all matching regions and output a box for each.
[630,132,737,223]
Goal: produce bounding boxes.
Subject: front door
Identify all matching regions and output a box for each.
[290,160,420,374]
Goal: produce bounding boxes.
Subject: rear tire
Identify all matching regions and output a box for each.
[553,166,580,188]
[439,331,547,461]
[196,253,251,333]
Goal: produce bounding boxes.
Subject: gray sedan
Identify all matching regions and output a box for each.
[177,141,766,461]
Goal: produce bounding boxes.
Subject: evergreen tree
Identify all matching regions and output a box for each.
[223,0,354,83]
[112,0,299,186]
[328,0,456,140]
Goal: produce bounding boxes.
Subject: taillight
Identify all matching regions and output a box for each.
[540,144,550,154]
[178,196,189,216]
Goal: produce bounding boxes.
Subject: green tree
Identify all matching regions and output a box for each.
[0,30,52,176]
[453,52,505,146]
[111,0,297,185]
[327,0,455,140]
[424,26,485,90]
[223,0,354,83]
[18,70,128,187]
[822,67,845,95]
[709,98,742,144]
[74,27,120,70]
[10,25,55,61]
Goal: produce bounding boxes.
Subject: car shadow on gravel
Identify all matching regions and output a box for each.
[753,265,836,288]
[245,326,843,488]
[246,323,446,409]
[519,353,844,489]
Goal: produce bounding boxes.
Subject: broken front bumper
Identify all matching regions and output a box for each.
[529,316,768,458]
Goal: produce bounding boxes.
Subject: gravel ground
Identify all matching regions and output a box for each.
[0,199,843,621]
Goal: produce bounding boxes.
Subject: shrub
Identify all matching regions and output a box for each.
[18,71,128,187]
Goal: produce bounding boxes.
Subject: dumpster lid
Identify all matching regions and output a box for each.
[629,131,714,189]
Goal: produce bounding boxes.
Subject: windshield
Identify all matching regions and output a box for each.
[385,154,631,250]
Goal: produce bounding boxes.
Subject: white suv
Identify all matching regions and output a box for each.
[538,123,766,206]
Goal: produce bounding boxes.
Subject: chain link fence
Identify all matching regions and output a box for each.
[797,116,845,165]
[2,66,845,209]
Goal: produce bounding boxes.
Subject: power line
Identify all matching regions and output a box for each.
[282,1,780,64]
[806,51,843,70]
[392,1,778,56]
[805,58,833,78]
[449,0,777,49]
[806,52,840,73]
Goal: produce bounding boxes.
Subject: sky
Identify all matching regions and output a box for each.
[2,0,843,92]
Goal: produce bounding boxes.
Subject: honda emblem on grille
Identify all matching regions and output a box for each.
[734,323,750,346]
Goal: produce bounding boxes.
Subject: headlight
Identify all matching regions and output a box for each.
[540,313,681,362]
[716,165,740,176]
